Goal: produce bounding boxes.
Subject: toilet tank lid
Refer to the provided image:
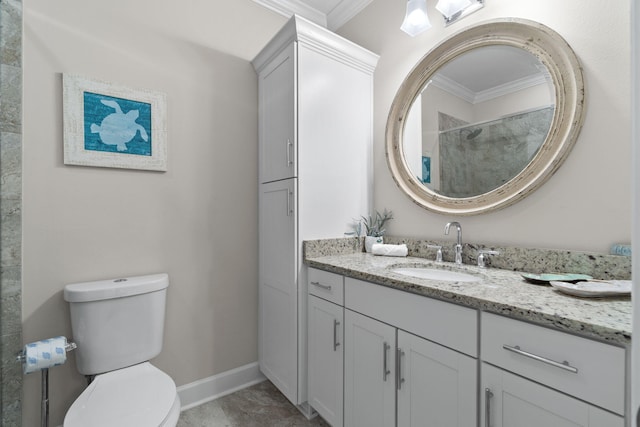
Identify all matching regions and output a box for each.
[64,273,169,303]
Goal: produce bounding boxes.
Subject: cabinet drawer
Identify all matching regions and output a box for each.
[345,277,477,357]
[308,268,344,305]
[481,312,625,415]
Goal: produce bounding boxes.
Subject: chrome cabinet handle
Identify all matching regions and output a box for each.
[485,388,493,427]
[383,342,391,381]
[333,319,340,351]
[310,281,331,291]
[286,139,293,166]
[396,348,405,390]
[502,344,578,373]
[286,190,293,216]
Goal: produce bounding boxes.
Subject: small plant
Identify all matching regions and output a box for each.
[359,209,394,237]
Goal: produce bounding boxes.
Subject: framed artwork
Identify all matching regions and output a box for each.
[63,74,167,171]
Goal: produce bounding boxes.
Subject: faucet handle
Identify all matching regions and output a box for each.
[427,245,443,262]
[477,250,499,268]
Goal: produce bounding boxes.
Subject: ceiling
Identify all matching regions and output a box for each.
[432,45,551,104]
[439,46,547,93]
[252,0,373,30]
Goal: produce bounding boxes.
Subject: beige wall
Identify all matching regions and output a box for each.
[474,83,552,122]
[339,0,631,252]
[22,0,284,425]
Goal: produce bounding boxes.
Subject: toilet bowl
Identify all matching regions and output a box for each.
[64,362,180,427]
[63,274,179,426]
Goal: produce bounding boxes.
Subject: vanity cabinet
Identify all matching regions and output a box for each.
[306,265,629,427]
[343,277,477,427]
[308,295,344,427]
[344,310,396,427]
[396,330,476,427]
[253,16,377,407]
[480,312,625,426]
[481,364,623,427]
[344,311,477,427]
[308,269,345,427]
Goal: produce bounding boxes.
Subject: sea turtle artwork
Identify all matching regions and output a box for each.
[90,99,149,152]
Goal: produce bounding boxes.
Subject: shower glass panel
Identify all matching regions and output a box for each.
[439,106,554,198]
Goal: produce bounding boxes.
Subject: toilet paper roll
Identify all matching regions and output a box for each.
[22,336,68,374]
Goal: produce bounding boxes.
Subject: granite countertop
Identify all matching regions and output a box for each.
[305,252,631,346]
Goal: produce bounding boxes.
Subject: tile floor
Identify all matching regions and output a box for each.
[177,380,330,427]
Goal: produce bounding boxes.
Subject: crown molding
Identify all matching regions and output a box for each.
[252,0,373,31]
[431,74,476,103]
[327,0,373,30]
[252,0,326,27]
[474,73,550,103]
[431,73,550,104]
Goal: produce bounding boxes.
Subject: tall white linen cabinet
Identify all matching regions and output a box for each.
[252,15,378,410]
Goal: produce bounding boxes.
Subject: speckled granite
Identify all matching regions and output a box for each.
[304,237,363,258]
[303,239,631,346]
[304,236,631,279]
[382,236,631,280]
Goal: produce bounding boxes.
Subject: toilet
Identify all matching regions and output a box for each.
[63,273,180,427]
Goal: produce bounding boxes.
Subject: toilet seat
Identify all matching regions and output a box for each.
[64,362,180,427]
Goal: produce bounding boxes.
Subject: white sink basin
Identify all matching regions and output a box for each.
[392,267,481,283]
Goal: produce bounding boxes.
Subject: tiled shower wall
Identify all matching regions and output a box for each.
[439,106,554,198]
[1,0,23,425]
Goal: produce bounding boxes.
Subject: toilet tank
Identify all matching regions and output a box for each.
[64,273,169,375]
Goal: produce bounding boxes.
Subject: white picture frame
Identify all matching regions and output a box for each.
[63,74,167,171]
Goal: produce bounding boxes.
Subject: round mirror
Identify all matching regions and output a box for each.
[386,19,585,215]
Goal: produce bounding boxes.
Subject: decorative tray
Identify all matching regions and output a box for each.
[521,273,592,285]
[549,280,632,297]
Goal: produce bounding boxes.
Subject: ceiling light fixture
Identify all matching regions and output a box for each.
[439,0,484,26]
[400,0,431,37]
[436,0,472,19]
[401,0,484,36]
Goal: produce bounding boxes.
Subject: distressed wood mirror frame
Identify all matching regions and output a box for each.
[386,18,585,215]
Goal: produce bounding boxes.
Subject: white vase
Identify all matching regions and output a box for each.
[365,236,383,253]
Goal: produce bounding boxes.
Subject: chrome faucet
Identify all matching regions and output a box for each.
[444,221,463,265]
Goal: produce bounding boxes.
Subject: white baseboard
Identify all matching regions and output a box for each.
[177,362,267,411]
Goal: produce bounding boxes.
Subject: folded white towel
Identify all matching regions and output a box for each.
[371,243,408,257]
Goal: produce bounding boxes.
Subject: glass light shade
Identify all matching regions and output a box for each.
[435,0,472,18]
[401,0,431,37]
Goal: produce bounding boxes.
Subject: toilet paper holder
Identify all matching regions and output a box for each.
[16,339,77,363]
[16,338,77,427]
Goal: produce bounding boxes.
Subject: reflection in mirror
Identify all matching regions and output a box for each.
[403,46,555,198]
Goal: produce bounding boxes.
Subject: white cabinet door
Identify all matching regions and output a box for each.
[258,43,296,184]
[397,331,477,427]
[308,295,344,427]
[259,179,297,403]
[481,364,624,427]
[344,310,396,427]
